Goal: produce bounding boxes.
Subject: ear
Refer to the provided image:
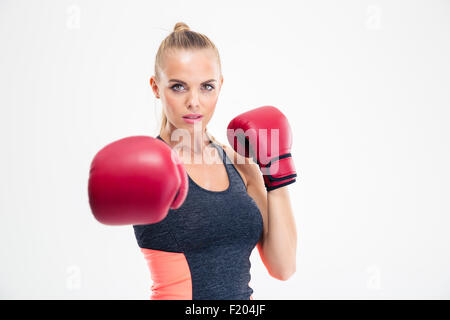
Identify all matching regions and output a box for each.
[149,76,160,99]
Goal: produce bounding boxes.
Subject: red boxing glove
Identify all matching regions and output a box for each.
[227,106,297,191]
[88,136,188,225]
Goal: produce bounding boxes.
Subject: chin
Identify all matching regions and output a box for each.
[174,123,204,136]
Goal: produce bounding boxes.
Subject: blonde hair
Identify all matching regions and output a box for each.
[154,22,224,147]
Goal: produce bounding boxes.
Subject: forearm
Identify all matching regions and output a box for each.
[259,186,297,280]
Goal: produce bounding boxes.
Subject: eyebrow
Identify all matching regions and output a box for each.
[168,79,216,85]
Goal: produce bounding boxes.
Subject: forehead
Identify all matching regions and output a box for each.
[161,49,219,82]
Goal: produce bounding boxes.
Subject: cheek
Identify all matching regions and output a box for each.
[162,91,183,117]
[201,92,219,108]
[198,94,218,122]
[204,105,217,123]
[163,89,180,106]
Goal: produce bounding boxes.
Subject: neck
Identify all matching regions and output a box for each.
[160,123,212,156]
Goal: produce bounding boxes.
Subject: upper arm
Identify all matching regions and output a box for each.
[245,162,268,249]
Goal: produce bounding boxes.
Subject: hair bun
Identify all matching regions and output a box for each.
[173,22,190,32]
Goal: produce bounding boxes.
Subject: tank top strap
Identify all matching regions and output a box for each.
[209,142,247,192]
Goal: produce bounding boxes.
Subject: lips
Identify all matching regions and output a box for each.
[182,114,203,119]
[182,114,203,124]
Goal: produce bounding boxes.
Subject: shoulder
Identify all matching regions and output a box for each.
[221,144,264,190]
[207,134,264,190]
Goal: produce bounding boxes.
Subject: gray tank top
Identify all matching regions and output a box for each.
[133,136,263,300]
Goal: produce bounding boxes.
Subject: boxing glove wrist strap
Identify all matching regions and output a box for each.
[259,154,297,191]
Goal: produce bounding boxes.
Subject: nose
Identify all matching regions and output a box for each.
[187,89,200,111]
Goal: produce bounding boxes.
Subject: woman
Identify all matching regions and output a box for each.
[133,22,297,300]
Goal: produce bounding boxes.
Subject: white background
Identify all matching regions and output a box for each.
[1,0,449,299]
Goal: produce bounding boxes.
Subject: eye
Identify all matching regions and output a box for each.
[170,83,186,92]
[203,84,215,91]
